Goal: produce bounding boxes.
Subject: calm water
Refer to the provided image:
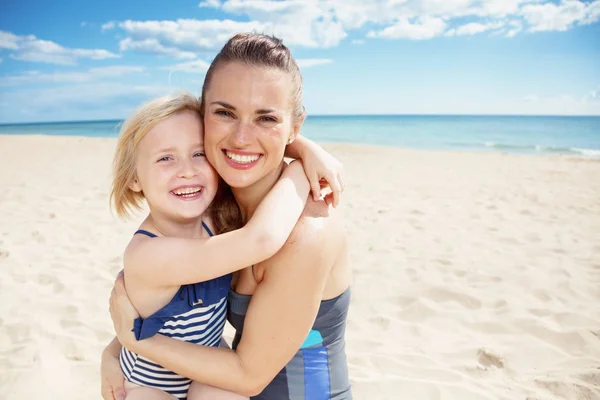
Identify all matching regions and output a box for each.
[1,115,599,157]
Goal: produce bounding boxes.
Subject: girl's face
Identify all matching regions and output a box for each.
[203,62,301,189]
[130,111,219,222]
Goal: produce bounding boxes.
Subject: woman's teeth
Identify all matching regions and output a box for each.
[226,151,260,164]
[173,187,201,197]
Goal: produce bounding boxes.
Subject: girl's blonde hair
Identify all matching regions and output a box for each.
[110,92,241,233]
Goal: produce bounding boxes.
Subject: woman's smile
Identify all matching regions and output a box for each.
[223,149,263,169]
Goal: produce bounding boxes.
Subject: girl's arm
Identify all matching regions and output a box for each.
[285,135,345,207]
[126,161,309,287]
[100,338,126,400]
[111,215,339,396]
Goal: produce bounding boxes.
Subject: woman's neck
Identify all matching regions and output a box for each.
[145,212,208,239]
[232,161,285,222]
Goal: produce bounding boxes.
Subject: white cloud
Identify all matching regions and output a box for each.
[119,37,197,59]
[199,0,221,7]
[513,90,600,115]
[296,58,333,68]
[524,94,540,102]
[102,21,116,31]
[98,0,600,58]
[0,30,119,65]
[368,16,446,40]
[446,21,504,36]
[351,39,365,45]
[160,59,212,73]
[0,65,146,86]
[0,83,170,122]
[520,0,600,32]
[504,20,523,37]
[115,19,267,54]
[0,31,23,50]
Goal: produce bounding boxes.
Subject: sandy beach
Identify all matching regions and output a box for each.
[0,134,599,400]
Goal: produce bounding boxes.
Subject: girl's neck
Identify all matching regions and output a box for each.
[145,212,208,239]
[232,161,285,222]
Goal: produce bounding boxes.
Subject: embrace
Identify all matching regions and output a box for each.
[101,33,353,400]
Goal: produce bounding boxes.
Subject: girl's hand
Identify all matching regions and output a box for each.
[298,140,345,207]
[109,273,139,350]
[100,347,126,400]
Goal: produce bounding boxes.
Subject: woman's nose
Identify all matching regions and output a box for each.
[230,121,252,147]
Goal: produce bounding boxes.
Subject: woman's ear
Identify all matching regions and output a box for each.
[288,114,306,145]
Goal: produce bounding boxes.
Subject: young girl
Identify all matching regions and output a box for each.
[110,93,313,400]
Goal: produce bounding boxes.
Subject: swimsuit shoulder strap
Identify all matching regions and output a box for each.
[202,221,214,237]
[134,229,158,238]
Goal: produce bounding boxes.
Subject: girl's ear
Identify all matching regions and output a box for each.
[128,177,142,193]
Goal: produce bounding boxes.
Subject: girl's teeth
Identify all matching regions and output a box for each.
[173,187,201,195]
[226,151,260,164]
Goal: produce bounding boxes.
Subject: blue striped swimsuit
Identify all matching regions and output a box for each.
[120,223,231,399]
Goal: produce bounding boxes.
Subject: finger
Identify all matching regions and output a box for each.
[327,175,342,208]
[339,173,346,192]
[115,383,126,400]
[114,275,127,296]
[324,192,334,206]
[309,173,320,201]
[101,385,114,400]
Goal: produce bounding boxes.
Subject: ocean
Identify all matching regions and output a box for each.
[1,115,599,157]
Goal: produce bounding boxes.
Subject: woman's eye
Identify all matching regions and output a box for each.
[215,110,233,118]
[258,116,277,123]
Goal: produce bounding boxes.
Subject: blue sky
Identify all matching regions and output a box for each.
[0,0,599,123]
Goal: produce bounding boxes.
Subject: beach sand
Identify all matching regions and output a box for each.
[1,134,599,399]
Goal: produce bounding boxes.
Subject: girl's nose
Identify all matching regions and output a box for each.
[177,159,196,179]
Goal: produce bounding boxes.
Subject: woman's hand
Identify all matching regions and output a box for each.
[297,139,345,207]
[109,273,139,350]
[101,342,126,400]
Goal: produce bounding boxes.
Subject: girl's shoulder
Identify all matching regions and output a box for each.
[287,198,346,251]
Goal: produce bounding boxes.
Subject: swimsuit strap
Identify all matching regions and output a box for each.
[134,223,212,238]
[134,229,157,238]
[202,221,214,237]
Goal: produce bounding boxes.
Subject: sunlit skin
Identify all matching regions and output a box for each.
[204,62,303,218]
[103,60,352,400]
[130,110,219,238]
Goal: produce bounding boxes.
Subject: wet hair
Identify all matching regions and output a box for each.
[201,33,305,121]
[110,92,241,233]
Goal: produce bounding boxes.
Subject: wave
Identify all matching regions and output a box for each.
[447,142,600,157]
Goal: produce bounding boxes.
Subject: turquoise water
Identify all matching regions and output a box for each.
[1,115,599,157]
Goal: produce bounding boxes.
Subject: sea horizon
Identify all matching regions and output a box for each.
[2,114,599,158]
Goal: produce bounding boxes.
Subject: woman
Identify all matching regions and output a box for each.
[103,33,352,400]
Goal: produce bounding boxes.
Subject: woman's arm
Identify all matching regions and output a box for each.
[126,161,309,287]
[285,135,345,207]
[113,217,337,396]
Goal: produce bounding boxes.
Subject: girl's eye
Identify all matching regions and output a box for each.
[258,116,277,123]
[193,152,205,158]
[157,156,172,162]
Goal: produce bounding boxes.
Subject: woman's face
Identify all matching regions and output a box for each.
[203,61,300,189]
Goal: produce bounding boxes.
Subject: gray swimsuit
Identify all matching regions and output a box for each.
[228,288,352,400]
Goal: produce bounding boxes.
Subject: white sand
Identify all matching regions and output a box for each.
[1,134,599,399]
